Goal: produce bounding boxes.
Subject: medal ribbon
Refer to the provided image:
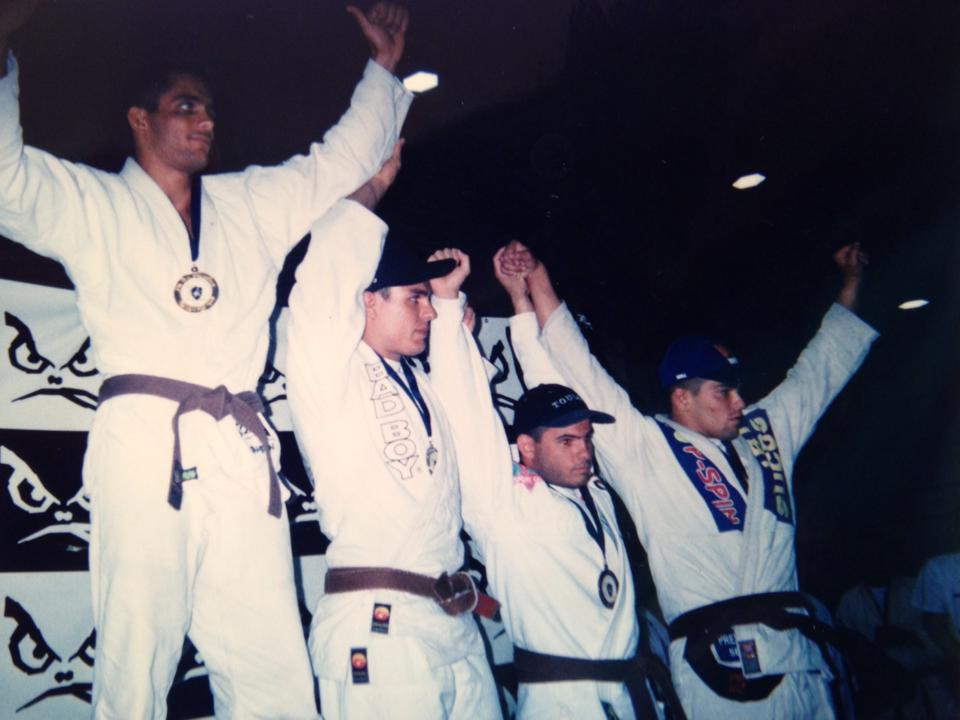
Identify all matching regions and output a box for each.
[376,354,432,438]
[569,485,619,609]
[188,175,202,262]
[563,485,608,569]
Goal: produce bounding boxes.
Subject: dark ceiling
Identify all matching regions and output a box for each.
[1,0,959,602]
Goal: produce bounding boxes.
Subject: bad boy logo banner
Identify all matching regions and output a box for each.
[0,572,95,719]
[0,280,100,431]
[0,432,89,571]
[0,278,525,718]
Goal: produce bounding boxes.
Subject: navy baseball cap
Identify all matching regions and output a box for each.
[367,232,456,292]
[657,336,741,388]
[513,383,615,436]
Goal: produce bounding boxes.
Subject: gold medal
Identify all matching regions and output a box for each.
[174,266,219,313]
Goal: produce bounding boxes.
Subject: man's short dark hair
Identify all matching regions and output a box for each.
[671,377,707,395]
[123,59,211,112]
[520,426,547,442]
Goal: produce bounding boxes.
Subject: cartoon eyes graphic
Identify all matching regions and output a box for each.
[1,445,91,546]
[4,597,61,675]
[69,629,96,668]
[2,446,58,515]
[4,312,97,379]
[5,313,54,375]
[63,339,98,378]
[4,596,96,711]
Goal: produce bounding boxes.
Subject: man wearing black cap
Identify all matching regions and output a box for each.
[284,148,500,719]
[496,241,877,719]
[418,252,685,720]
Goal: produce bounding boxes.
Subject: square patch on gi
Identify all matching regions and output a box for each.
[737,639,762,676]
[350,647,369,684]
[370,602,392,634]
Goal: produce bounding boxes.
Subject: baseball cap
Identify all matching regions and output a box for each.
[513,383,615,436]
[367,232,457,292]
[657,335,741,388]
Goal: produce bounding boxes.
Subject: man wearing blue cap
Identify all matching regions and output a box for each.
[285,146,500,719]
[496,240,876,719]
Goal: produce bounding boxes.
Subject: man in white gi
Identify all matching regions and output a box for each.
[497,240,877,719]
[422,247,682,720]
[284,148,501,718]
[0,2,413,717]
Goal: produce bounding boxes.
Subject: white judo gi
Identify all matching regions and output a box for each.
[0,50,411,719]
[285,200,500,720]
[428,304,653,719]
[511,302,878,720]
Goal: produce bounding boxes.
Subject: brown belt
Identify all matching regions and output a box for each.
[325,566,500,619]
[98,373,283,518]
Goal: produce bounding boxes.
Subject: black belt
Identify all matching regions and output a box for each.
[668,591,832,643]
[513,646,686,720]
[98,373,283,517]
[667,591,838,703]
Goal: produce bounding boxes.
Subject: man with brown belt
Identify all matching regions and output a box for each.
[0,2,413,716]
[285,147,501,718]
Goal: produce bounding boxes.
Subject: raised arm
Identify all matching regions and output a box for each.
[346,137,403,210]
[427,250,515,537]
[492,241,564,388]
[751,243,878,460]
[0,0,110,265]
[241,4,414,261]
[495,241,654,500]
[285,144,401,401]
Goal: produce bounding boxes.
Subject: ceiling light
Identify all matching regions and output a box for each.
[732,173,766,190]
[402,71,439,93]
[898,299,929,310]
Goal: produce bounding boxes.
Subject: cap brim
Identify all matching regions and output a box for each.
[701,365,741,387]
[423,258,458,282]
[368,258,457,291]
[540,408,615,429]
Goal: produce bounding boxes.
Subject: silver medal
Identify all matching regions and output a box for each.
[598,569,619,609]
[175,266,220,313]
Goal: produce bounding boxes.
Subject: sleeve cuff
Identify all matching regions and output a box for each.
[508,311,539,342]
[362,58,414,102]
[432,292,466,326]
[825,302,880,342]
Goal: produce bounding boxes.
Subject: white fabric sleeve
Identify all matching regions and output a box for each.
[508,311,565,387]
[753,303,878,460]
[428,294,515,535]
[241,60,414,265]
[536,301,653,497]
[0,52,102,264]
[286,199,386,404]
